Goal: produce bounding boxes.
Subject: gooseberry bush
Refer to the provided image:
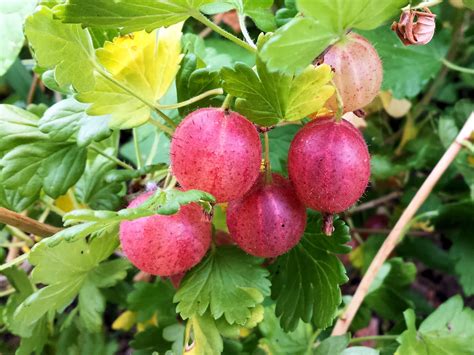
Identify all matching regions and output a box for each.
[0,0,473,354]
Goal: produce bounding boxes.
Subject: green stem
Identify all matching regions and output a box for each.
[157,88,224,110]
[6,226,33,246]
[263,132,272,184]
[349,335,399,344]
[308,329,322,352]
[192,11,257,53]
[40,198,66,217]
[221,94,234,109]
[153,108,177,129]
[0,288,16,297]
[133,128,143,169]
[183,319,192,350]
[331,80,344,122]
[90,145,134,171]
[442,58,474,75]
[148,118,175,136]
[146,129,161,166]
[0,253,28,272]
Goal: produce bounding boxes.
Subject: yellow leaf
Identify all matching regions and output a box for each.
[77,23,183,129]
[112,310,137,331]
[379,91,412,118]
[137,312,158,332]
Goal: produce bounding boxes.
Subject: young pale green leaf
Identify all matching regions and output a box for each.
[396,296,474,355]
[259,17,337,74]
[188,312,223,355]
[271,216,350,331]
[77,24,183,129]
[258,305,313,355]
[266,125,300,173]
[361,26,449,99]
[55,0,214,33]
[174,246,271,325]
[297,0,408,34]
[221,36,334,126]
[0,0,36,76]
[14,234,120,329]
[39,98,111,147]
[25,6,96,92]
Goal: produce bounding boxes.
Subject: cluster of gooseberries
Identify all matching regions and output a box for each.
[119,33,380,278]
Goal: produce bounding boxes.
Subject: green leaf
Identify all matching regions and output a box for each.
[203,0,276,32]
[267,125,299,174]
[39,98,112,147]
[0,105,43,154]
[174,246,271,325]
[76,24,183,129]
[76,136,124,210]
[438,100,474,199]
[365,258,416,321]
[55,0,215,33]
[130,326,171,353]
[25,6,96,92]
[0,0,36,76]
[260,17,336,74]
[188,312,223,355]
[314,334,350,355]
[297,0,408,33]
[127,280,176,323]
[463,0,474,10]
[396,296,474,355]
[270,215,350,331]
[14,233,119,329]
[261,0,409,73]
[176,54,222,116]
[435,201,474,296]
[222,35,334,126]
[1,140,87,199]
[0,183,38,212]
[258,305,313,355]
[361,26,449,98]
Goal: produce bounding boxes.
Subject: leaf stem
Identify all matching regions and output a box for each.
[133,128,143,169]
[156,88,224,110]
[148,118,175,136]
[192,11,257,53]
[153,108,178,129]
[349,335,398,344]
[238,14,257,49]
[40,198,66,218]
[146,129,161,166]
[263,131,272,184]
[0,253,29,272]
[331,112,474,336]
[183,319,192,350]
[331,80,344,122]
[5,226,33,246]
[442,58,474,75]
[90,145,135,170]
[0,288,16,297]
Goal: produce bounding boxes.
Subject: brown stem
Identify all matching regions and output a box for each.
[348,191,402,214]
[26,74,40,105]
[0,207,62,237]
[331,112,474,336]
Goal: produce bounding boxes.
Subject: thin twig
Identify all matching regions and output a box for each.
[348,191,402,214]
[26,74,40,105]
[0,207,61,237]
[331,112,474,336]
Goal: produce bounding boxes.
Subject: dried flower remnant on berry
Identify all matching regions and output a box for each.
[391,7,436,46]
